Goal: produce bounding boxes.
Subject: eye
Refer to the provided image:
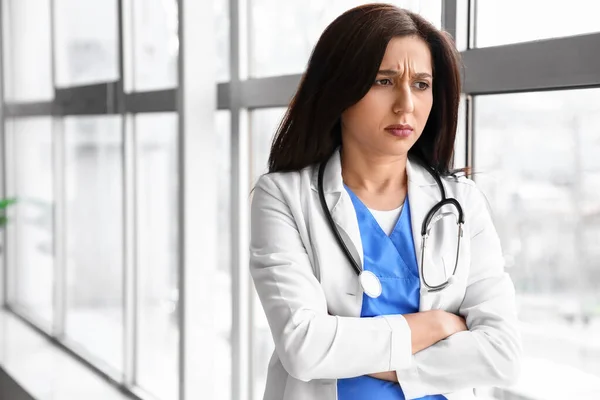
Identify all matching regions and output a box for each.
[374,78,393,86]
[414,81,431,90]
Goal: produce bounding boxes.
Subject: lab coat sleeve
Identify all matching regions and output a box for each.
[396,183,523,399]
[250,174,413,382]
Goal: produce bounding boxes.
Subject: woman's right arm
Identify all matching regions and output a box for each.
[250,175,461,382]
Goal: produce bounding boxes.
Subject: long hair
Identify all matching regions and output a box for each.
[268,4,463,176]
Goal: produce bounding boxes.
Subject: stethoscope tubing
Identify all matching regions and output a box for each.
[317,155,465,292]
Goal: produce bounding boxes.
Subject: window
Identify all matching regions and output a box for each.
[474,0,600,48]
[2,0,53,101]
[4,118,54,327]
[474,89,600,396]
[1,0,228,399]
[249,0,442,78]
[64,116,124,371]
[135,113,179,400]
[129,0,178,91]
[250,108,285,185]
[214,0,230,82]
[54,0,119,87]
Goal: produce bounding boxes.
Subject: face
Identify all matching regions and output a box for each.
[340,35,434,158]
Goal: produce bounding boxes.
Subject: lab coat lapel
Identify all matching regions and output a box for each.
[313,150,364,269]
[331,191,364,268]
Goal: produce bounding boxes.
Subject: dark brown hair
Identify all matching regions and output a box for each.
[268,3,464,176]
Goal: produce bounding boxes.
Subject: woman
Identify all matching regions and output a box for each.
[250,4,521,400]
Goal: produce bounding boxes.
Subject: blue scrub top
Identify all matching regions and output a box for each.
[337,186,446,400]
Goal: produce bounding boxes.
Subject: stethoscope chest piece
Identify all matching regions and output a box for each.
[359,270,382,299]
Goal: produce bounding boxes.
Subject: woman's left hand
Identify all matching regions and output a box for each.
[368,371,398,382]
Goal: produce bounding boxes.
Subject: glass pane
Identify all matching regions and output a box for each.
[54,0,119,87]
[250,108,286,400]
[214,0,230,82]
[250,108,286,185]
[215,110,232,400]
[5,118,54,325]
[130,0,178,91]
[2,0,53,101]
[64,116,123,371]
[474,89,600,397]
[453,0,469,52]
[475,0,600,48]
[135,114,178,400]
[249,0,442,78]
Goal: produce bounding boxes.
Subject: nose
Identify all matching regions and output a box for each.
[392,83,415,114]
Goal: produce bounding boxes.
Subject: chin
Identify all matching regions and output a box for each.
[388,139,415,154]
[376,145,411,159]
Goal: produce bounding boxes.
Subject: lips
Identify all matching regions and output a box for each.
[385,124,413,138]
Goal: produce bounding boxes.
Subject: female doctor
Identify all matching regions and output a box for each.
[250,4,521,400]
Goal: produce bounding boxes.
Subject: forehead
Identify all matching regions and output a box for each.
[379,36,433,73]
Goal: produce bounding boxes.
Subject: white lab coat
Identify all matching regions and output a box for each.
[250,149,522,400]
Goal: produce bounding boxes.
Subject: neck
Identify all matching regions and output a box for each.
[340,144,408,195]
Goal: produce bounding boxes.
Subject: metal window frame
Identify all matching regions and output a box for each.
[176,0,220,399]
[1,1,600,400]
[0,7,598,116]
[462,33,600,94]
[6,28,599,118]
[442,0,457,44]
[4,29,595,116]
[228,0,252,399]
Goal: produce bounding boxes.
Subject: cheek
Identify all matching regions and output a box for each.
[416,94,434,125]
[360,91,389,114]
[343,93,387,126]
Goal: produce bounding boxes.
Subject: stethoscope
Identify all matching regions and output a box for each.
[317,157,465,298]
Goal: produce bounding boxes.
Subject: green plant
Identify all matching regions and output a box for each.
[0,198,17,227]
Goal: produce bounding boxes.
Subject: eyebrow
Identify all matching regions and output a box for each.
[377,70,433,79]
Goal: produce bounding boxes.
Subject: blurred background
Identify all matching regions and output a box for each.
[0,0,598,399]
